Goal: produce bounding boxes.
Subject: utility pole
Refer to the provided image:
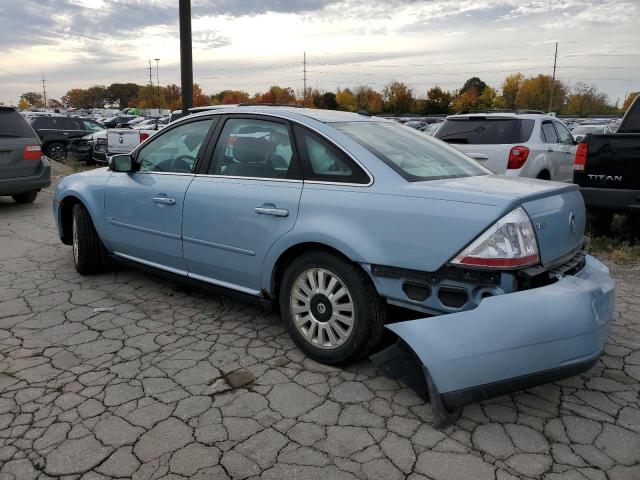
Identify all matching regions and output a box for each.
[179,0,193,115]
[41,75,47,108]
[148,60,153,87]
[548,41,558,112]
[155,58,161,114]
[303,52,307,107]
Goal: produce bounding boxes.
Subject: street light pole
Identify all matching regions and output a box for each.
[155,58,161,114]
[179,0,193,116]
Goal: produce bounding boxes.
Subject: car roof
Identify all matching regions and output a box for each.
[184,105,390,124]
[446,112,559,121]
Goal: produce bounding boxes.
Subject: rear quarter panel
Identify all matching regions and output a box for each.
[260,183,505,291]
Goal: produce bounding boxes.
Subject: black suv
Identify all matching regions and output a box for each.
[29,116,104,161]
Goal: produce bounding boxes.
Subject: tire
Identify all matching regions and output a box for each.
[587,211,613,236]
[279,251,386,365]
[12,191,38,204]
[45,142,67,161]
[72,204,109,274]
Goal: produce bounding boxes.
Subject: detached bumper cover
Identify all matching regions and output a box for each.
[372,255,614,425]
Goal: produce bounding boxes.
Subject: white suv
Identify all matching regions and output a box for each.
[435,111,576,182]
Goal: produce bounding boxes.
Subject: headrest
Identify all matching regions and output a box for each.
[233,136,273,163]
[183,133,202,151]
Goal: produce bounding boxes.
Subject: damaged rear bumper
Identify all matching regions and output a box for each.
[371,254,614,426]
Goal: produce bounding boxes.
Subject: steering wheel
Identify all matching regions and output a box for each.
[169,155,195,173]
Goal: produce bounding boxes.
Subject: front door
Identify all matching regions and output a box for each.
[182,116,303,293]
[105,118,214,272]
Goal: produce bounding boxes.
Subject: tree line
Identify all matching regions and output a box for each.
[17,74,639,117]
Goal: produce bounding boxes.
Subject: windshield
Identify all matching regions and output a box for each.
[572,125,605,134]
[333,121,491,181]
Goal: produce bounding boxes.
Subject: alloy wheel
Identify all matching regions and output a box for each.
[289,268,355,349]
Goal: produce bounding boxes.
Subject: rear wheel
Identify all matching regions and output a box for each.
[279,251,386,365]
[45,142,66,161]
[12,191,38,204]
[72,204,109,274]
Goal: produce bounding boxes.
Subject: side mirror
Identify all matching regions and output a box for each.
[108,154,134,172]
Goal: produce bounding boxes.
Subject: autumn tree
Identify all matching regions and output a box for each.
[516,74,567,112]
[18,99,30,110]
[47,99,63,109]
[354,85,384,113]
[255,86,297,104]
[565,83,615,117]
[335,88,357,111]
[383,81,413,114]
[20,92,44,108]
[165,84,181,110]
[311,90,338,110]
[451,90,478,112]
[193,83,209,107]
[212,90,250,104]
[622,92,639,112]
[460,77,487,97]
[423,86,453,114]
[501,73,524,109]
[106,83,140,108]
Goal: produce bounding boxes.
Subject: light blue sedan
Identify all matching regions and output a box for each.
[53,106,614,425]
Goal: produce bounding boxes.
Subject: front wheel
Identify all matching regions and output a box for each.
[279,251,386,365]
[72,204,109,274]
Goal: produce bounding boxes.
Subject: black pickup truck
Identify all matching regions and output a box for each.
[573,95,640,232]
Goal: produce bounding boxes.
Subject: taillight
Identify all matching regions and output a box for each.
[574,142,588,172]
[140,132,150,142]
[450,207,539,269]
[507,146,529,169]
[23,145,41,160]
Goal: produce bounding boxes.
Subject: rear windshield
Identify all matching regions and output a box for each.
[0,110,36,138]
[435,117,535,144]
[333,121,491,182]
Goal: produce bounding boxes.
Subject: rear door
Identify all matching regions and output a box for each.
[182,115,303,293]
[0,109,41,180]
[540,121,564,180]
[553,121,577,182]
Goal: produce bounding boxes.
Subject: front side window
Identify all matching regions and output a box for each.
[541,122,559,143]
[334,121,491,182]
[294,125,369,184]
[136,119,213,173]
[208,118,296,179]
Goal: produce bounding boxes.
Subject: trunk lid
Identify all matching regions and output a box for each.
[407,175,585,264]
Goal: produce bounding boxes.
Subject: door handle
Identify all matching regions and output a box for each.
[468,153,488,161]
[153,197,176,205]
[255,206,289,217]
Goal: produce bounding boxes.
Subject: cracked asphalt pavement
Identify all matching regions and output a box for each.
[0,166,639,480]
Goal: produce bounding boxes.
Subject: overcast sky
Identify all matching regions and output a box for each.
[0,0,638,106]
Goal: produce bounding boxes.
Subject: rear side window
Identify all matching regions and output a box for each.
[618,96,640,133]
[0,110,36,138]
[294,125,369,184]
[541,122,559,143]
[436,118,534,144]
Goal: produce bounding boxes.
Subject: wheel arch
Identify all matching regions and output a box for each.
[267,241,371,306]
[536,168,551,180]
[58,195,83,245]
